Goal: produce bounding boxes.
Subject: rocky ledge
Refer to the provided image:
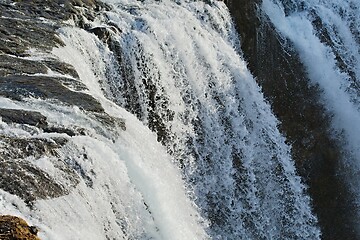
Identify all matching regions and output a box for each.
[0,215,40,240]
[0,0,124,206]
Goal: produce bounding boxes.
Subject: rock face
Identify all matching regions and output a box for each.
[0,75,104,112]
[0,215,40,240]
[225,0,358,239]
[0,135,72,205]
[0,0,125,206]
[0,109,47,128]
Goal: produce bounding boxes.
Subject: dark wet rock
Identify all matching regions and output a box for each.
[43,127,77,137]
[69,0,111,11]
[51,137,71,146]
[0,0,125,210]
[0,75,104,112]
[0,215,41,240]
[0,0,110,114]
[0,108,89,137]
[70,0,96,7]
[88,27,112,43]
[1,0,71,21]
[68,0,112,28]
[92,112,126,131]
[87,25,122,44]
[0,135,84,205]
[0,0,110,56]
[0,136,68,204]
[0,0,106,22]
[41,60,80,79]
[0,55,48,77]
[226,0,358,239]
[1,136,64,160]
[51,76,88,92]
[0,156,64,205]
[0,17,64,57]
[0,108,48,128]
[0,55,83,92]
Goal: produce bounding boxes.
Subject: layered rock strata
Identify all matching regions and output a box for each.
[0,0,124,207]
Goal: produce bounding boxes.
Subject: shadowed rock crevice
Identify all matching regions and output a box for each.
[225,0,358,239]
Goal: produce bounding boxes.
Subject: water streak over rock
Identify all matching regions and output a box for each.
[225,0,359,238]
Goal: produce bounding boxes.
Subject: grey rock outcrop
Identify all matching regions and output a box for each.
[0,0,125,205]
[0,75,104,112]
[0,109,47,128]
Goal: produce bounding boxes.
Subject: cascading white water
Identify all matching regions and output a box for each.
[0,16,208,240]
[92,0,320,238]
[0,0,324,239]
[262,0,360,223]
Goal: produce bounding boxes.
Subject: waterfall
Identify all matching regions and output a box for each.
[0,0,324,239]
[0,31,208,238]
[91,0,320,238]
[263,0,360,228]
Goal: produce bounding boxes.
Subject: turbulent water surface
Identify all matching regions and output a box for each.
[1,0,359,239]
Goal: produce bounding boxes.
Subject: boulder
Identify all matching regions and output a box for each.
[0,215,40,240]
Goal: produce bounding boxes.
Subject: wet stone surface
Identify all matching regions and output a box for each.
[0,17,64,57]
[0,136,70,205]
[0,75,105,112]
[0,0,125,205]
[0,55,48,77]
[0,108,48,128]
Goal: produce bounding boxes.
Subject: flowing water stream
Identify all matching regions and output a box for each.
[0,0,337,239]
[263,0,360,231]
[88,0,320,238]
